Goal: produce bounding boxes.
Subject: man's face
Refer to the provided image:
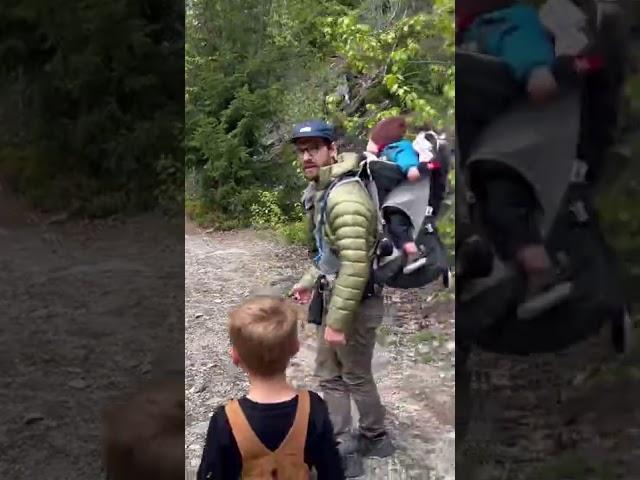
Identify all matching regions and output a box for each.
[294,137,336,180]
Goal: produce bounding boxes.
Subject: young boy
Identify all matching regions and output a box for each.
[366,116,432,274]
[197,296,345,480]
[102,378,185,480]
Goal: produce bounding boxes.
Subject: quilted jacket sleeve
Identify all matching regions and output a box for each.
[324,182,376,332]
[297,264,321,290]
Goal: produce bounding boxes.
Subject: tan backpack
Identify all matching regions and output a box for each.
[225,390,311,480]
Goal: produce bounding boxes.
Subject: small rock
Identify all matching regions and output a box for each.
[214,299,222,304]
[68,379,88,389]
[24,413,45,425]
[445,341,455,352]
[192,421,209,435]
[195,313,204,319]
[195,383,207,394]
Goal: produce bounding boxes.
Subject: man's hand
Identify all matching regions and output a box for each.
[291,285,312,305]
[324,326,347,346]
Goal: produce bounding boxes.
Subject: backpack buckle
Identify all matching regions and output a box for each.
[570,159,589,183]
[569,200,589,223]
[425,206,434,217]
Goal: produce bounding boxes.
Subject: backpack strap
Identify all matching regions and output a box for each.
[276,390,310,459]
[225,400,271,462]
[315,175,374,266]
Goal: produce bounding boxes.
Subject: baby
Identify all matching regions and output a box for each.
[457,0,558,103]
[366,116,430,274]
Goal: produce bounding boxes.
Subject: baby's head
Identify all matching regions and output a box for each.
[368,116,408,154]
[102,379,184,480]
[228,296,300,379]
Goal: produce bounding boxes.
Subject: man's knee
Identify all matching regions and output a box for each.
[342,370,375,392]
[319,375,347,393]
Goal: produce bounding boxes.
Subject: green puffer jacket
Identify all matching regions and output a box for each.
[297,152,378,332]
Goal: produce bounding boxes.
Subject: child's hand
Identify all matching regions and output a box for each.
[407,167,421,182]
[527,66,558,103]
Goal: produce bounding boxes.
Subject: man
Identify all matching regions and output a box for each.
[289,120,395,473]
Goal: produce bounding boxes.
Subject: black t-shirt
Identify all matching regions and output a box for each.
[196,391,345,480]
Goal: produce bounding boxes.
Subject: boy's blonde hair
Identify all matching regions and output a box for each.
[229,296,299,377]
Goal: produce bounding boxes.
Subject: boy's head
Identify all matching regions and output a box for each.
[229,296,300,378]
[102,379,184,480]
[368,116,408,154]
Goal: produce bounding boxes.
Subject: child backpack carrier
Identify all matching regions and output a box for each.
[224,390,311,480]
[316,133,451,290]
[454,0,632,354]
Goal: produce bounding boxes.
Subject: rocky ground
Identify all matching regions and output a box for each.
[0,196,184,479]
[185,222,456,479]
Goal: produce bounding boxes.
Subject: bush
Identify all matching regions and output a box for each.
[276,220,311,246]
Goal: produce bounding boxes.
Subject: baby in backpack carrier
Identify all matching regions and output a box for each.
[457,0,558,105]
[366,116,437,274]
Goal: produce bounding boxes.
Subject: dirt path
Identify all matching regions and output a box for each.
[185,223,455,479]
[0,202,184,478]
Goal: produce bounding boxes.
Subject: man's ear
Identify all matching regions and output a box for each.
[329,141,338,161]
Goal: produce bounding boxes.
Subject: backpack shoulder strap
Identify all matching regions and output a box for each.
[315,175,371,258]
[225,400,271,461]
[276,390,310,459]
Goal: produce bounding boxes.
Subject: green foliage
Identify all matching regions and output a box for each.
[0,0,184,216]
[322,0,454,136]
[276,220,311,246]
[186,0,454,231]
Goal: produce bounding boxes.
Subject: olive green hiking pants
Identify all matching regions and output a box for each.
[314,294,386,440]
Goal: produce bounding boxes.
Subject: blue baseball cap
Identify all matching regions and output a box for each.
[291,120,335,143]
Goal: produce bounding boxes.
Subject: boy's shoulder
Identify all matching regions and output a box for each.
[205,403,234,438]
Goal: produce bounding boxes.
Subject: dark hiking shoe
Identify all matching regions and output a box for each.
[359,432,396,458]
[341,452,365,478]
[337,434,360,456]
